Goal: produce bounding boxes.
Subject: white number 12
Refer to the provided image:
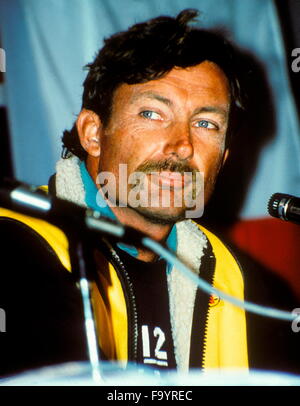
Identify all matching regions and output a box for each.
[142,325,167,361]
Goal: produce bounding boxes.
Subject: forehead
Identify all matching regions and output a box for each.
[113,61,231,109]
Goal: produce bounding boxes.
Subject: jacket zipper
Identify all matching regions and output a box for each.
[105,242,139,363]
[200,251,216,370]
[188,237,216,370]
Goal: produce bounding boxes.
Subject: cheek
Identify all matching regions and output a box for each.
[203,152,225,196]
[195,143,225,200]
[195,138,225,171]
[99,129,141,176]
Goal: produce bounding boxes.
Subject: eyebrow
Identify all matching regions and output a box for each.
[192,106,229,118]
[130,91,229,118]
[130,91,173,107]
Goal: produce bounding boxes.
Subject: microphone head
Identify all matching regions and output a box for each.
[268,193,284,218]
[268,192,295,220]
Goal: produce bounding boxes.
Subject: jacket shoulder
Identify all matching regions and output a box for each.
[0,208,71,271]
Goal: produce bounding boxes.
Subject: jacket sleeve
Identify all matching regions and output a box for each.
[0,217,87,377]
[228,242,300,375]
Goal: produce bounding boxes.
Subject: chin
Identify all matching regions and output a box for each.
[131,206,187,225]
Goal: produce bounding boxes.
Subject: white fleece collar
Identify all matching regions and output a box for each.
[55,154,208,372]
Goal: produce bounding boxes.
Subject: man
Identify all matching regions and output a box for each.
[0,9,298,377]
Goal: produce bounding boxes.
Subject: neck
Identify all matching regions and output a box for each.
[111,205,172,262]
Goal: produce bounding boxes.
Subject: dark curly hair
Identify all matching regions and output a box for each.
[62,9,245,160]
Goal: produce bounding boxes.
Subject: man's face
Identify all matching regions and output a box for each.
[96,61,230,223]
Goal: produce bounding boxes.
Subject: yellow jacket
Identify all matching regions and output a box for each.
[0,206,248,371]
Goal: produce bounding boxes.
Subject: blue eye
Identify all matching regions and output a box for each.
[195,120,216,129]
[140,110,161,120]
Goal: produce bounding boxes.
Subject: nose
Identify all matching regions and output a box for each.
[162,124,194,161]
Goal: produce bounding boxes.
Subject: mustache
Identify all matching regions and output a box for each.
[135,159,198,175]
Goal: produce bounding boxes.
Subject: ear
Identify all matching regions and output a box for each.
[222,148,229,167]
[76,109,101,157]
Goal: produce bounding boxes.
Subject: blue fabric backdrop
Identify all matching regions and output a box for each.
[0,0,299,219]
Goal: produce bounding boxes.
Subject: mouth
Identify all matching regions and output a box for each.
[148,171,193,190]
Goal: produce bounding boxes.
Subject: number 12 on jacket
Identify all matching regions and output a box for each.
[141,325,169,367]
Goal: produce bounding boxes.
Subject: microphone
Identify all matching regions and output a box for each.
[0,178,143,245]
[268,193,300,225]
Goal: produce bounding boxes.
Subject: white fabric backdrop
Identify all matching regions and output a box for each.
[0,0,299,218]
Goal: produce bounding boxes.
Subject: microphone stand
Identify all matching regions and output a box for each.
[67,234,103,384]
